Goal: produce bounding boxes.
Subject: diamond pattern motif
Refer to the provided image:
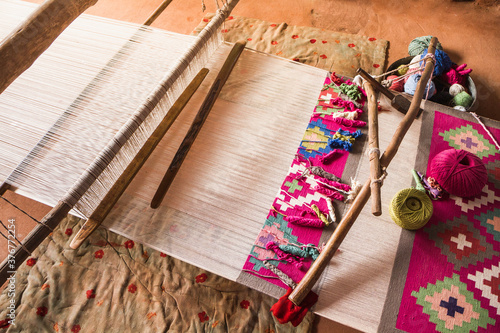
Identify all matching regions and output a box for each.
[439,124,498,159]
[475,208,500,243]
[412,274,495,332]
[468,261,500,315]
[425,214,499,270]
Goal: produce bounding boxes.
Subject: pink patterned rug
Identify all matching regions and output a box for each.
[380,108,500,332]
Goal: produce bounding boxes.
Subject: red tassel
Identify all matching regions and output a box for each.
[270,287,319,326]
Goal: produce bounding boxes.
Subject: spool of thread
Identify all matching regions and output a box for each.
[387,75,404,92]
[404,74,436,98]
[428,149,487,197]
[449,83,465,97]
[397,65,408,76]
[452,91,473,108]
[408,36,443,56]
[389,170,433,230]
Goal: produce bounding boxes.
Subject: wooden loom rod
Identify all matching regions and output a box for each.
[69,68,210,249]
[150,40,247,209]
[0,68,209,284]
[143,0,174,26]
[288,37,438,306]
[0,0,179,280]
[364,81,382,216]
[0,0,98,95]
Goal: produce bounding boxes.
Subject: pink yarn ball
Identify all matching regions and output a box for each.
[428,149,487,198]
[387,75,404,92]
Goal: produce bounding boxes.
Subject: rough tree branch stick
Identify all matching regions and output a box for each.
[288,37,438,306]
[364,81,382,216]
[0,0,98,95]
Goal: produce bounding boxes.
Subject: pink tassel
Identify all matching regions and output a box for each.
[266,242,305,270]
[313,186,345,201]
[284,216,324,228]
[320,179,351,192]
[331,117,366,128]
[319,150,339,164]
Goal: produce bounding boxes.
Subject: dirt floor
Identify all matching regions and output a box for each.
[11,0,500,331]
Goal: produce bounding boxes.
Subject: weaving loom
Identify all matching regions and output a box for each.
[0,0,437,331]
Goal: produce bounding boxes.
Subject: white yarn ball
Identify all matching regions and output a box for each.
[449,83,465,97]
[453,105,467,112]
[408,55,423,71]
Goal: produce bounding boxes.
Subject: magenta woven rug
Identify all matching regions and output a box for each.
[380,108,500,332]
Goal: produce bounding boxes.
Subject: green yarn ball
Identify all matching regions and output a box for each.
[408,36,443,56]
[453,91,473,108]
[389,188,433,230]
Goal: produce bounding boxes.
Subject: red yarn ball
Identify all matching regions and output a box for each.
[428,149,487,198]
[387,75,404,92]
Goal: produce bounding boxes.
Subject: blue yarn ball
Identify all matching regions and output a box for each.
[404,74,436,98]
[423,48,452,76]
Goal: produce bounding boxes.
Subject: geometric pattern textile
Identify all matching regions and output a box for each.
[380,109,500,333]
[411,274,495,332]
[242,73,366,290]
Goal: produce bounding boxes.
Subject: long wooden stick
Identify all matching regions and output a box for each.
[356,68,412,115]
[288,38,438,306]
[0,0,98,95]
[364,81,382,216]
[143,0,174,26]
[69,68,209,249]
[150,40,247,208]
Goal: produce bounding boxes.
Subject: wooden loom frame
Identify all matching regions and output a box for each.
[0,1,439,322]
[0,0,240,284]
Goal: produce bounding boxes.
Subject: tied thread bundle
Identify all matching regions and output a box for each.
[428,149,487,198]
[389,170,433,230]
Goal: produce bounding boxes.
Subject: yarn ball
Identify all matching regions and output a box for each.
[397,65,408,76]
[389,188,433,230]
[404,74,436,98]
[428,149,487,197]
[453,91,473,108]
[408,36,443,56]
[423,48,453,77]
[453,105,467,112]
[387,75,404,92]
[449,83,465,97]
